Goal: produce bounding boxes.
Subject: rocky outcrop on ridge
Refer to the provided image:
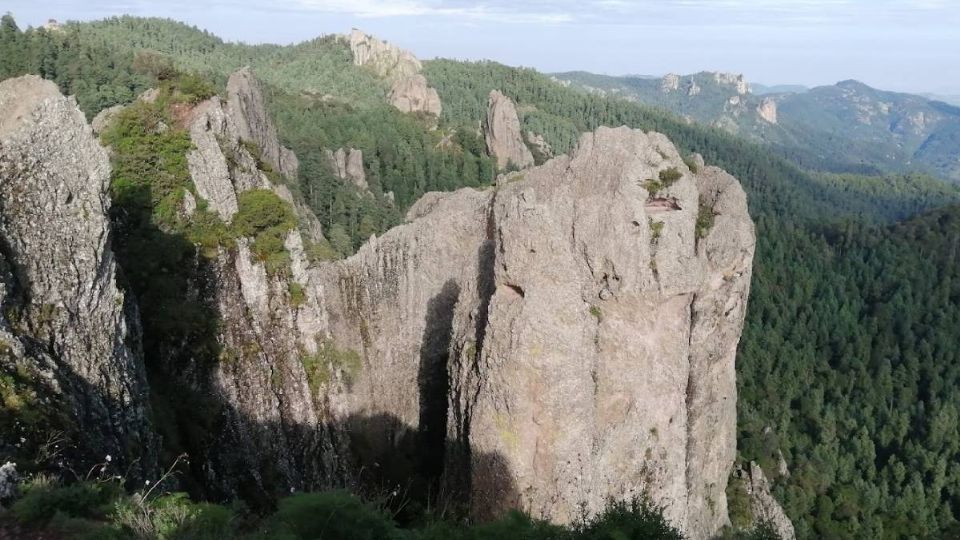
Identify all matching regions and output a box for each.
[757,97,778,124]
[348,29,442,117]
[484,90,534,170]
[226,67,299,180]
[0,76,155,477]
[316,126,756,539]
[324,147,368,191]
[388,73,442,117]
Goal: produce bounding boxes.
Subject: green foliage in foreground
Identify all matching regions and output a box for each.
[8,480,689,540]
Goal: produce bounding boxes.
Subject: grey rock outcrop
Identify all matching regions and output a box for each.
[348,29,442,117]
[714,72,750,95]
[315,126,755,539]
[324,147,368,191]
[525,131,554,160]
[226,67,299,180]
[91,103,125,135]
[389,74,442,117]
[744,462,795,539]
[162,69,338,499]
[661,73,681,93]
[0,76,155,477]
[348,29,422,80]
[757,97,778,124]
[484,90,534,170]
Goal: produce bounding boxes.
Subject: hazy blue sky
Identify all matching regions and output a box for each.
[6,0,960,94]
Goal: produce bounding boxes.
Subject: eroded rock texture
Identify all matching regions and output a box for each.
[348,29,442,117]
[0,76,155,477]
[484,90,534,170]
[318,126,756,539]
[1,69,764,538]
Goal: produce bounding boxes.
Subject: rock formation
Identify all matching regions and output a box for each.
[317,126,755,539]
[348,29,422,80]
[348,29,442,117]
[226,67,300,180]
[324,147,368,191]
[714,72,750,95]
[525,131,554,160]
[742,463,796,539]
[661,73,681,92]
[0,70,764,539]
[388,74,442,117]
[484,90,534,170]
[0,76,155,477]
[757,97,778,124]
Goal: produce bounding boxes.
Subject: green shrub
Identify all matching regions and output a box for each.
[232,189,297,275]
[288,283,306,307]
[726,474,754,530]
[11,479,124,525]
[114,492,235,540]
[304,237,341,263]
[658,167,683,187]
[575,497,683,540]
[300,339,363,394]
[168,73,218,104]
[696,197,716,240]
[258,491,401,540]
[649,219,665,242]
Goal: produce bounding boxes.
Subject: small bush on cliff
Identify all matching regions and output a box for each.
[232,189,297,275]
[695,197,717,240]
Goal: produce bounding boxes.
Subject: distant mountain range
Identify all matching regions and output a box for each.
[553,71,960,183]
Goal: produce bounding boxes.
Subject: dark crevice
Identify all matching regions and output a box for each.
[417,280,460,487]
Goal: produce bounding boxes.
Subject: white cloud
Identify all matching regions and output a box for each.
[292,0,573,23]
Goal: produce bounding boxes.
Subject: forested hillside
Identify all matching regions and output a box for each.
[555,70,960,184]
[3,14,960,539]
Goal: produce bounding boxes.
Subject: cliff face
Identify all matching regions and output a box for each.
[0,76,155,477]
[316,127,755,539]
[348,29,442,117]
[0,68,762,537]
[484,90,535,170]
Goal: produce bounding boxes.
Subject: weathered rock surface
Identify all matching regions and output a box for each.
[484,90,534,170]
[389,74,442,117]
[0,76,155,477]
[1,71,765,539]
[348,29,442,117]
[348,29,422,80]
[226,67,299,180]
[324,147,368,191]
[525,131,554,160]
[744,462,796,539]
[316,126,756,539]
[757,97,778,124]
[714,72,750,95]
[162,69,339,499]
